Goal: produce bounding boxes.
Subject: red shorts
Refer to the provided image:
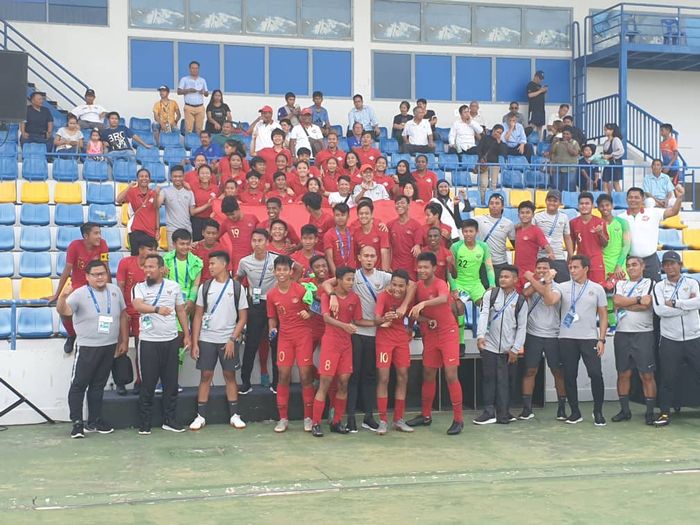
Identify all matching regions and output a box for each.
[129,315,140,337]
[311,318,325,349]
[422,327,460,368]
[376,341,410,369]
[277,332,313,368]
[318,338,353,376]
[587,257,606,286]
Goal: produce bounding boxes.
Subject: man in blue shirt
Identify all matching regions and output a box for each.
[503,114,533,161]
[100,111,151,162]
[177,60,209,133]
[192,131,224,164]
[643,159,677,208]
[347,94,379,139]
[308,90,331,137]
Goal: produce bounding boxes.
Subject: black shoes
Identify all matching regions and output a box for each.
[138,426,151,435]
[654,413,670,427]
[346,416,358,433]
[406,415,432,427]
[84,419,114,434]
[70,423,84,439]
[556,405,568,421]
[645,412,656,426]
[116,385,127,396]
[63,336,75,354]
[593,412,606,427]
[132,383,141,395]
[162,422,186,433]
[565,412,583,424]
[311,424,324,437]
[611,410,632,423]
[330,422,349,434]
[362,415,379,432]
[239,383,252,395]
[518,408,534,420]
[446,420,464,435]
[472,411,496,425]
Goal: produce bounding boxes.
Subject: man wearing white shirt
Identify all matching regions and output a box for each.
[289,108,324,159]
[401,107,434,154]
[469,101,487,128]
[177,61,209,133]
[547,104,570,134]
[352,165,390,203]
[250,105,281,154]
[72,89,106,129]
[448,104,482,155]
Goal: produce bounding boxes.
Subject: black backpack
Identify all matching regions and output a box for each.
[488,287,526,329]
[201,275,242,312]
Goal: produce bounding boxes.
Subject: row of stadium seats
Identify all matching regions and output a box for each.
[0,307,70,339]
[0,251,123,279]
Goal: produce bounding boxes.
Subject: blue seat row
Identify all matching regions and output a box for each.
[0,226,123,252]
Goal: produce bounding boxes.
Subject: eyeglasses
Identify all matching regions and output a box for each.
[88,272,107,278]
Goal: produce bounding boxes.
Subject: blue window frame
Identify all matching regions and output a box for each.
[130,39,174,90]
[373,53,411,100]
[415,55,452,101]
[313,49,351,98]
[456,56,492,102]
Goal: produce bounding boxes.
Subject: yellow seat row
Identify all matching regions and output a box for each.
[0,277,54,300]
[1,182,84,205]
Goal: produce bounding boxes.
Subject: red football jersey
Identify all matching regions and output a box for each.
[353,147,382,167]
[191,184,219,218]
[375,290,412,343]
[417,245,451,281]
[323,227,356,269]
[416,278,457,332]
[411,171,438,201]
[514,225,549,275]
[352,223,390,259]
[257,146,292,184]
[308,212,336,252]
[315,148,346,174]
[388,217,422,275]
[419,222,452,247]
[116,255,144,316]
[570,216,608,260]
[321,291,362,346]
[266,281,310,337]
[236,188,265,205]
[291,250,323,279]
[192,241,224,281]
[260,218,301,246]
[219,214,259,271]
[66,239,110,288]
[125,187,158,238]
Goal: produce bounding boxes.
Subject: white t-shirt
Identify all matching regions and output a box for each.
[290,124,323,155]
[55,127,83,150]
[402,119,432,146]
[252,120,281,152]
[328,192,356,208]
[196,279,249,344]
[618,208,665,258]
[548,112,570,126]
[71,104,106,123]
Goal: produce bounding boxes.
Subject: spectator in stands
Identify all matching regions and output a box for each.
[101,111,151,162]
[250,105,281,154]
[54,114,83,155]
[374,156,396,195]
[190,164,219,241]
[353,130,382,166]
[256,128,291,183]
[660,123,681,183]
[267,172,297,204]
[177,60,209,133]
[184,153,208,187]
[347,121,364,150]
[416,98,437,130]
[468,101,486,128]
[238,171,265,205]
[218,152,246,189]
[20,91,53,149]
[392,101,412,143]
[192,131,224,164]
[289,160,313,196]
[601,123,625,194]
[328,175,355,208]
[212,121,242,149]
[278,91,301,127]
[205,89,232,134]
[547,104,570,135]
[526,70,547,140]
[643,159,677,208]
[401,107,435,154]
[502,101,525,127]
[117,168,159,255]
[401,180,422,202]
[477,125,508,200]
[503,114,533,161]
[448,104,482,156]
[152,85,181,142]
[562,115,586,147]
[393,159,415,194]
[158,165,195,248]
[344,150,361,183]
[71,88,106,130]
[432,181,470,241]
[353,164,390,203]
[315,130,346,174]
[289,108,324,159]
[320,156,342,193]
[279,118,292,149]
[348,94,379,139]
[411,154,437,200]
[551,127,581,192]
[86,128,105,158]
[308,90,331,136]
[578,144,601,191]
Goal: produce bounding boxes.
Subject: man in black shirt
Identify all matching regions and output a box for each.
[477,125,508,199]
[562,116,586,147]
[20,91,53,150]
[526,71,548,140]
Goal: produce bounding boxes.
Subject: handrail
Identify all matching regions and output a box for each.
[0,300,49,351]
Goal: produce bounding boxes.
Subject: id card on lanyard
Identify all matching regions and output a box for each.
[203,278,230,330]
[88,286,113,334]
[253,255,270,305]
[562,280,588,328]
[142,281,165,331]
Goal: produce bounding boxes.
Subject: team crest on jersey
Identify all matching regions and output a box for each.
[372,237,379,243]
[100,253,109,262]
[292,297,299,303]
[78,260,86,269]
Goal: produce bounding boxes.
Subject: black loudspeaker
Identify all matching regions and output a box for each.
[0,50,29,122]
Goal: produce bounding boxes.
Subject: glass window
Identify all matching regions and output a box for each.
[245,0,297,36]
[301,0,351,39]
[130,0,185,29]
[48,0,108,25]
[424,2,471,44]
[0,0,47,23]
[188,0,241,33]
[474,5,521,46]
[523,8,570,49]
[373,52,412,99]
[372,0,420,42]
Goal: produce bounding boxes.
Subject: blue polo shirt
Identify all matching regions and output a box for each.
[308,105,329,128]
[643,173,675,200]
[192,142,224,162]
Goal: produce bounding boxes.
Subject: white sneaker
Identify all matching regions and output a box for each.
[274,418,289,433]
[189,414,206,431]
[377,420,388,435]
[303,417,313,432]
[392,419,414,432]
[230,414,246,429]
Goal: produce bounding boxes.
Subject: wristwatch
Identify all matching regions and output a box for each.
[598,339,606,344]
[672,299,677,308]
[155,306,160,314]
[636,296,641,305]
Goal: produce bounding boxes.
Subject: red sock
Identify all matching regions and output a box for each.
[302,385,315,419]
[394,398,406,422]
[259,339,269,374]
[276,384,289,420]
[332,396,347,424]
[421,381,436,418]
[312,398,325,425]
[377,396,388,422]
[447,381,464,423]
[61,316,76,337]
[327,377,338,406]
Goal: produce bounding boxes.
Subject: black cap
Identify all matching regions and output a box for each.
[85,89,95,96]
[662,251,681,264]
[535,70,545,79]
[158,85,169,92]
[546,190,561,201]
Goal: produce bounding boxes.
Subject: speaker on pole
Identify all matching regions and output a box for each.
[0,50,29,122]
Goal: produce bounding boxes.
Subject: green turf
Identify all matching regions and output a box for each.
[3,403,700,524]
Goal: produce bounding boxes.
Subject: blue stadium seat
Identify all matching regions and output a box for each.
[0,309,11,339]
[562,191,579,209]
[612,192,628,209]
[0,226,15,251]
[184,133,200,151]
[21,156,49,181]
[337,138,349,152]
[378,127,388,139]
[590,191,605,204]
[0,142,17,157]
[439,153,459,170]
[0,252,14,277]
[502,170,526,188]
[20,226,51,251]
[52,158,79,182]
[434,127,450,143]
[88,203,118,226]
[54,204,84,226]
[461,154,479,172]
[113,159,137,183]
[55,251,66,276]
[530,155,547,169]
[81,128,92,143]
[21,142,47,158]
[143,161,166,183]
[379,138,398,155]
[159,206,166,225]
[506,155,529,168]
[52,113,67,129]
[56,226,81,251]
[422,153,437,170]
[451,171,472,187]
[163,146,187,166]
[561,208,578,220]
[0,157,18,180]
[86,183,114,204]
[19,203,50,226]
[137,132,156,147]
[101,227,122,251]
[19,251,52,277]
[525,170,548,188]
[83,159,110,182]
[108,251,123,277]
[17,307,54,338]
[658,229,688,250]
[0,124,19,144]
[129,117,152,133]
[136,147,159,164]
[503,207,519,224]
[159,132,182,148]
[390,153,411,168]
[330,125,343,137]
[0,203,15,225]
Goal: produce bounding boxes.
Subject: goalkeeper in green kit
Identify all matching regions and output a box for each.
[597,194,630,329]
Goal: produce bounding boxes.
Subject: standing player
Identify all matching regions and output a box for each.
[260,197,301,247]
[612,256,656,424]
[421,202,452,247]
[324,203,355,275]
[164,229,203,316]
[352,200,391,272]
[302,192,335,252]
[387,196,422,279]
[374,270,414,434]
[291,225,322,279]
[116,168,159,255]
[311,267,362,437]
[267,255,314,433]
[513,201,553,289]
[218,196,259,273]
[192,219,223,282]
[533,190,573,282]
[420,226,455,282]
[407,252,464,435]
[569,192,608,286]
[475,193,516,279]
[597,193,630,329]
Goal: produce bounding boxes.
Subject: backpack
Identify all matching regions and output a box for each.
[201,275,242,312]
[488,287,526,329]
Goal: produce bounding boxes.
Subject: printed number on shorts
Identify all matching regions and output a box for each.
[278,351,286,362]
[324,360,331,371]
[379,352,389,364]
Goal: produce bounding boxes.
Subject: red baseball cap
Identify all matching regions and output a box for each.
[300,108,312,115]
[259,105,273,113]
[360,164,374,172]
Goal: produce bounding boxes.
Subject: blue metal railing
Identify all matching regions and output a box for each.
[0,300,50,351]
[0,18,89,109]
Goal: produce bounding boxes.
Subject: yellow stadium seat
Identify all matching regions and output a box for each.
[592,208,602,218]
[661,214,686,230]
[506,238,514,251]
[117,183,129,196]
[54,182,83,204]
[473,207,488,216]
[121,204,129,225]
[19,277,54,300]
[682,229,700,250]
[682,251,700,273]
[0,181,17,203]
[509,190,533,208]
[535,190,549,208]
[159,226,168,250]
[20,182,49,204]
[0,277,12,300]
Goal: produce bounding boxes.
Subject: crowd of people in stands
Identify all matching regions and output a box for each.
[16,61,697,440]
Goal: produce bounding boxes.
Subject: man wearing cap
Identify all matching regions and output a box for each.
[548,104,571,135]
[251,105,281,154]
[352,165,390,203]
[177,60,209,133]
[289,109,324,159]
[526,71,548,140]
[476,193,516,280]
[652,250,700,427]
[348,94,380,139]
[72,89,107,130]
[533,189,573,282]
[401,106,435,154]
[152,85,181,142]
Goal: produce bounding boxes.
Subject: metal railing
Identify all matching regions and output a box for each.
[0,300,50,351]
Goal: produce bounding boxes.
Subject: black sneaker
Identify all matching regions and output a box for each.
[84,419,114,434]
[472,411,496,425]
[406,415,432,427]
[556,405,568,421]
[346,416,358,433]
[565,412,583,424]
[654,413,670,427]
[496,418,510,425]
[330,422,349,434]
[446,420,464,435]
[645,412,656,426]
[506,413,517,422]
[70,423,84,439]
[132,383,141,396]
[162,422,186,433]
[459,343,466,358]
[311,424,324,437]
[63,336,75,354]
[239,383,252,395]
[362,415,379,432]
[116,385,127,396]
[138,426,151,435]
[611,410,632,423]
[593,412,606,427]
[518,408,534,420]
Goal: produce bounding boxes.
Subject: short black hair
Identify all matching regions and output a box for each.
[312,90,323,98]
[461,218,479,231]
[203,218,220,232]
[145,254,165,267]
[301,224,319,237]
[627,186,644,198]
[270,218,288,231]
[172,228,192,243]
[271,128,286,139]
[570,254,591,269]
[250,156,265,168]
[535,257,552,266]
[416,252,437,266]
[170,164,185,175]
[80,222,99,237]
[660,123,673,132]
[309,254,327,268]
[252,228,270,240]
[499,264,519,277]
[517,200,536,212]
[353,94,363,101]
[302,192,322,210]
[221,196,240,213]
[138,237,158,250]
[336,266,355,279]
[492,124,504,133]
[578,191,594,203]
[266,197,282,208]
[391,269,410,284]
[361,130,373,138]
[297,147,311,156]
[199,130,211,137]
[596,193,613,206]
[85,260,107,275]
[416,98,427,105]
[356,199,374,213]
[424,202,442,217]
[274,254,293,269]
[209,250,230,265]
[246,170,261,180]
[334,203,350,215]
[107,111,120,120]
[285,91,295,99]
[189,60,200,67]
[337,175,351,184]
[394,195,410,205]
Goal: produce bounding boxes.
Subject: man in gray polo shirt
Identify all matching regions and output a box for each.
[533,190,573,282]
[558,255,608,426]
[58,260,128,439]
[475,193,516,279]
[158,165,195,249]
